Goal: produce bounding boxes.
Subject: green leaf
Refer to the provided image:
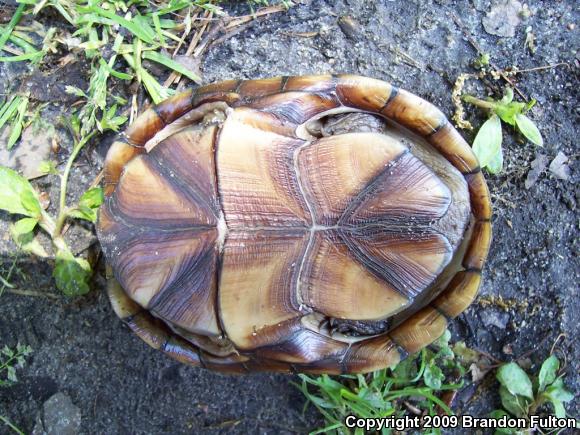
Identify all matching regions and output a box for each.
[486,146,503,174]
[69,187,104,222]
[68,205,97,222]
[6,365,17,382]
[495,101,525,126]
[550,399,566,419]
[12,217,37,236]
[79,187,104,209]
[472,115,502,168]
[452,341,481,365]
[53,249,92,296]
[9,223,48,257]
[538,355,559,392]
[38,161,59,175]
[515,114,543,146]
[544,378,574,402]
[21,189,41,217]
[496,362,534,400]
[0,166,41,217]
[500,88,514,105]
[499,385,529,418]
[490,410,517,434]
[423,362,443,389]
[433,329,451,349]
[543,378,573,419]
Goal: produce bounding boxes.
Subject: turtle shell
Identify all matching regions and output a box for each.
[97,75,491,374]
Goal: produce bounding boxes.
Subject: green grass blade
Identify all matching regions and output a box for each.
[142,50,202,84]
[0,96,20,130]
[0,51,43,62]
[0,3,25,53]
[98,57,133,80]
[86,7,155,44]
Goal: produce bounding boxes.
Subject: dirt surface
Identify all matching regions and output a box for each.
[1,1,578,433]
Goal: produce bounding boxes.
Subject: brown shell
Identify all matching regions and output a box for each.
[97,75,492,374]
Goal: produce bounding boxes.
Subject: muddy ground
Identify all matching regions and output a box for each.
[1,0,578,433]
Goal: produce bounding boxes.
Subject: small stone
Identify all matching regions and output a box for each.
[338,16,361,40]
[0,126,53,179]
[525,154,549,189]
[482,309,510,329]
[549,152,570,181]
[33,392,81,435]
[482,0,523,37]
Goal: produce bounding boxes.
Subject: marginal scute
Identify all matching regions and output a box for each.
[154,89,194,124]
[342,334,402,373]
[432,271,481,318]
[124,312,169,350]
[462,220,492,270]
[429,123,480,173]
[389,307,448,354]
[107,275,142,319]
[125,108,165,146]
[200,352,250,375]
[380,89,447,136]
[466,171,492,220]
[162,338,202,365]
[254,327,348,365]
[103,140,144,196]
[335,74,395,112]
[285,75,335,92]
[237,77,283,97]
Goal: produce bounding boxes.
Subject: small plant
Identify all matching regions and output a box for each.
[1,343,32,435]
[0,116,104,296]
[0,95,30,149]
[296,330,465,435]
[0,343,32,387]
[462,88,543,175]
[491,355,576,434]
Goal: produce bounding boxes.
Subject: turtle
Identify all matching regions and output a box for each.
[97,75,491,374]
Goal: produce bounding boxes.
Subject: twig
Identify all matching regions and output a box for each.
[506,62,569,75]
[550,333,566,355]
[193,4,290,58]
[89,169,103,190]
[390,45,425,70]
[404,400,422,415]
[5,287,59,300]
[472,348,503,365]
[450,12,528,101]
